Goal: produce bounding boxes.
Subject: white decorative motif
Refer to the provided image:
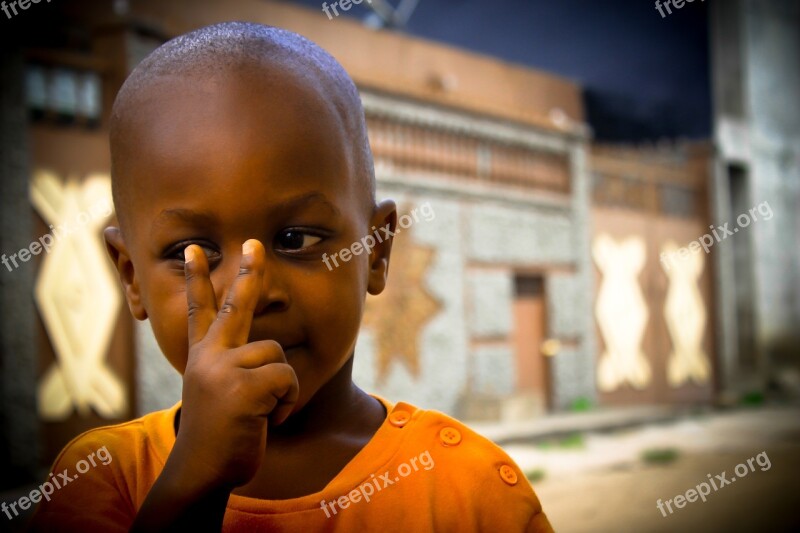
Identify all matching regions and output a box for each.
[31,170,126,420]
[593,233,651,392]
[661,240,710,387]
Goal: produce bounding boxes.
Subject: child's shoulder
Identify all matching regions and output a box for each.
[385,398,524,476]
[366,397,552,531]
[53,402,179,469]
[388,399,509,451]
[31,403,181,531]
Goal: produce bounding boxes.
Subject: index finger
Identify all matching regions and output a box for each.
[205,239,265,348]
[184,244,218,348]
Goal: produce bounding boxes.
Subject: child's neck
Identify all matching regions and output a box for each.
[230,358,387,500]
[270,358,381,441]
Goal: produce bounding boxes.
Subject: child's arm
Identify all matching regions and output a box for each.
[131,240,299,531]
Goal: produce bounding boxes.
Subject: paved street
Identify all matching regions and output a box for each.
[504,405,800,532]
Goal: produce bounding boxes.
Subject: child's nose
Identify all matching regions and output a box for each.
[252,265,290,316]
[213,243,290,316]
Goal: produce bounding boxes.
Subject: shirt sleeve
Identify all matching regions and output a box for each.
[527,510,555,533]
[474,458,554,532]
[28,428,136,532]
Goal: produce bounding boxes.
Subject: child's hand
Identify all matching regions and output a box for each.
[175,239,299,490]
[132,239,298,531]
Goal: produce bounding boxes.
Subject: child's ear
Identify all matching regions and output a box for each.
[104,226,148,320]
[366,199,397,296]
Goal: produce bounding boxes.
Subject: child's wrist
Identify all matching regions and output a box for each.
[164,439,236,496]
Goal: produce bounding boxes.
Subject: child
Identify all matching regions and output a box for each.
[30,22,552,532]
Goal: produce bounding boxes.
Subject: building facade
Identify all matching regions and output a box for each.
[5,0,797,488]
[709,0,800,400]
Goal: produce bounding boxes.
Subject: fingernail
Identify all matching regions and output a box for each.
[184,246,195,263]
[243,240,255,256]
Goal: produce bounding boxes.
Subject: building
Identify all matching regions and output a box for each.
[709,0,800,400]
[1,0,593,483]
[1,0,797,490]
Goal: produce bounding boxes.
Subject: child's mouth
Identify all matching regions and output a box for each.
[280,343,303,355]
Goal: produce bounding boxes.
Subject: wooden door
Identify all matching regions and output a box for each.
[512,276,551,412]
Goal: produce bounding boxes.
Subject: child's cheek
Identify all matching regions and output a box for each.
[150,294,192,374]
[324,261,366,306]
[317,269,365,340]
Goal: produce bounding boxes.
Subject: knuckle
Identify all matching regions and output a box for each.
[262,339,282,353]
[220,301,239,315]
[258,395,279,413]
[270,364,298,390]
[257,341,286,363]
[238,253,259,275]
[186,302,203,318]
[228,378,248,400]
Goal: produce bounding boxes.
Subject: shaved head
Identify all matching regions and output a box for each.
[109,21,375,234]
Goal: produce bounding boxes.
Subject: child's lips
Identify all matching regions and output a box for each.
[281,343,302,354]
[246,329,303,352]
[266,338,304,355]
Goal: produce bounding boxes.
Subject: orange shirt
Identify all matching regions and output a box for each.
[31,396,552,532]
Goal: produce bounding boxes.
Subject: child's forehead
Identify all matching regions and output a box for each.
[129,58,336,118]
[110,25,376,232]
[123,56,361,155]
[121,86,355,209]
[111,24,365,151]
[119,66,346,160]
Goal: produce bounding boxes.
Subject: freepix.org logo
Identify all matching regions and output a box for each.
[321,0,372,21]
[1,198,112,273]
[2,0,54,21]
[319,450,434,518]
[321,201,435,271]
[1,446,113,521]
[654,0,704,19]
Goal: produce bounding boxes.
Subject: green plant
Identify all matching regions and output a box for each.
[740,390,765,406]
[641,447,680,465]
[525,468,546,483]
[570,397,593,412]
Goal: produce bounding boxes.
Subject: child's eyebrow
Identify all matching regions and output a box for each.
[152,208,219,230]
[151,192,341,229]
[274,192,341,217]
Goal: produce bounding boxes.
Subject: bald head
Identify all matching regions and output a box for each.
[109,21,375,233]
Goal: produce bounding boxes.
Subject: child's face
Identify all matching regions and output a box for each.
[109,68,393,411]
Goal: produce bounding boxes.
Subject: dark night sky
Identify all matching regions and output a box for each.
[286,0,712,141]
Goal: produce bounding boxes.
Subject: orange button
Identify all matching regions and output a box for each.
[499,464,518,485]
[439,427,462,446]
[389,410,411,427]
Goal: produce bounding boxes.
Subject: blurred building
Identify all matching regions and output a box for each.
[709,0,800,399]
[589,142,715,406]
[0,0,797,489]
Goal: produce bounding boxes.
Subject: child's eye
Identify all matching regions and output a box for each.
[165,242,221,266]
[275,230,323,251]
